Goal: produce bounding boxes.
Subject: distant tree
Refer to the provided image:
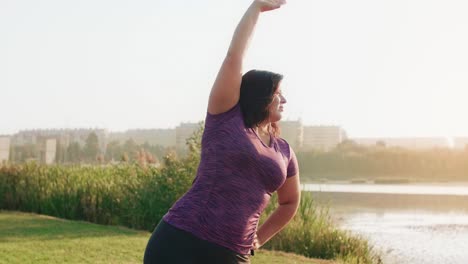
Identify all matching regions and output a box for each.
[141,141,151,150]
[144,143,168,161]
[136,148,147,166]
[121,152,129,162]
[185,122,204,160]
[55,139,67,164]
[105,140,121,162]
[376,140,386,147]
[122,139,138,161]
[84,132,100,162]
[11,145,24,163]
[15,143,39,162]
[67,142,82,163]
[147,152,158,164]
[96,154,105,164]
[335,139,364,153]
[9,144,15,163]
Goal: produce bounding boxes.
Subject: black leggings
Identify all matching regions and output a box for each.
[143,220,251,264]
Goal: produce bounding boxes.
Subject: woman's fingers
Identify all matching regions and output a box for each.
[252,233,259,250]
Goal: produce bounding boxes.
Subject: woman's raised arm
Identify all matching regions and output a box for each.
[207,0,286,115]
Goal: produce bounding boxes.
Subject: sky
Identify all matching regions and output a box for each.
[1,0,468,138]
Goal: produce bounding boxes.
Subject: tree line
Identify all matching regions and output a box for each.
[297,140,468,181]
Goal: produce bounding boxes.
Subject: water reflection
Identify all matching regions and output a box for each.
[304,182,468,264]
[337,210,468,264]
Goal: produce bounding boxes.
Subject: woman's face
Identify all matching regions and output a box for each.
[267,83,287,122]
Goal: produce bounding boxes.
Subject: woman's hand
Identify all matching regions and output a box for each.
[252,233,262,250]
[253,0,286,12]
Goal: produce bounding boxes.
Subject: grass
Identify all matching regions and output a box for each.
[0,211,335,264]
[349,178,368,184]
[373,178,410,184]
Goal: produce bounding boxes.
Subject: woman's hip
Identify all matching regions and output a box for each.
[143,219,250,264]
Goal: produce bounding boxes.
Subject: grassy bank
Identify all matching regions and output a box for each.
[0,211,334,264]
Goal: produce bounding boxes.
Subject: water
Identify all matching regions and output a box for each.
[303,182,468,196]
[338,210,468,264]
[303,183,468,264]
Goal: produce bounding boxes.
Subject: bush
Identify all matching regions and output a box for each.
[261,192,380,263]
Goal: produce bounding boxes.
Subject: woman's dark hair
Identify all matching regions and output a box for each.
[239,69,283,137]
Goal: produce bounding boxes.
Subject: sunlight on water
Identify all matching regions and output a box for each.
[305,183,468,263]
[338,211,468,264]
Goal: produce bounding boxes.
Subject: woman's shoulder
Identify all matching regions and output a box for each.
[275,137,293,156]
[205,101,241,123]
[204,101,244,133]
[276,136,290,146]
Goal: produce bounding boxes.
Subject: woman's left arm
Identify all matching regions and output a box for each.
[253,173,301,249]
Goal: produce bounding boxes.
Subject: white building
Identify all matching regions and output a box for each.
[302,126,346,151]
[279,120,303,149]
[44,139,56,164]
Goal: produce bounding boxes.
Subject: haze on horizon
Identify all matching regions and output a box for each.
[1,0,468,138]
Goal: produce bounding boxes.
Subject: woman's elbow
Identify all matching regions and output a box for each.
[280,200,300,218]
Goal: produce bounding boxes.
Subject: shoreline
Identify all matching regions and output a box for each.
[309,191,468,212]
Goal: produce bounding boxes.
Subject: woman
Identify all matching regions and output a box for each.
[143,0,300,263]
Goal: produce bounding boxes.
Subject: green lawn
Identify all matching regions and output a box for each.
[0,211,334,264]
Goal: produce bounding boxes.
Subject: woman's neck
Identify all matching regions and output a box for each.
[255,123,271,136]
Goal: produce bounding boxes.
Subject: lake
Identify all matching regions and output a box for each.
[303,182,468,264]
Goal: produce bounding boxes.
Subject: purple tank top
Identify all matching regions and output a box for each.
[163,102,299,255]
